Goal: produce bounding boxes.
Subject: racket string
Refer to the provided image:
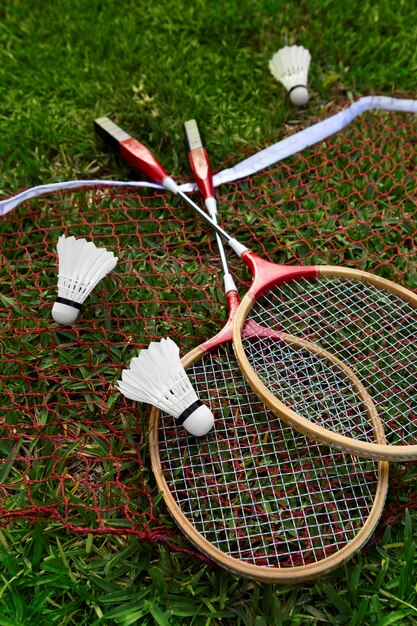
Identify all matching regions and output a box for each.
[158,345,380,568]
[248,277,417,445]
[242,333,376,441]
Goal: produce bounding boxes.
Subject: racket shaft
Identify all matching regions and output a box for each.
[176,189,235,243]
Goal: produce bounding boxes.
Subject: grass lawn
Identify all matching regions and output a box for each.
[1,0,417,624]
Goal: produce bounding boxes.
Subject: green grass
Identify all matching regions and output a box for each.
[1,0,417,624]
[0,515,416,625]
[1,0,417,194]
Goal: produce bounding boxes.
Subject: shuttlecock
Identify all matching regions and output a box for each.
[269,45,311,106]
[118,338,215,436]
[52,235,118,325]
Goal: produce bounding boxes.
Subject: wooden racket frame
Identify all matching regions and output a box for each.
[149,346,389,584]
[233,264,417,462]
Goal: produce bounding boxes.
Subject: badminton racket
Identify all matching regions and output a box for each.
[94,116,417,462]
[146,118,388,582]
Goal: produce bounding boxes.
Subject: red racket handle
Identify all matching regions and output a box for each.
[94,116,170,187]
[119,138,169,186]
[187,146,215,201]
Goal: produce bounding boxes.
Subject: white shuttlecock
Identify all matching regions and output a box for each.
[118,338,215,437]
[269,45,311,106]
[52,235,118,325]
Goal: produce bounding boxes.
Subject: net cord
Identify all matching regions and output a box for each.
[1,96,417,216]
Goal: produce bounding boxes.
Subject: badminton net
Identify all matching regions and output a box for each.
[0,103,416,553]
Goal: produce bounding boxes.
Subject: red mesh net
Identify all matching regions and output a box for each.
[1,105,416,551]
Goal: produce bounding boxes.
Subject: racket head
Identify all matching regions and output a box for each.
[233,258,417,461]
[149,337,389,583]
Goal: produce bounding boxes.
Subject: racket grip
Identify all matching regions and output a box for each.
[94,116,178,191]
[119,138,175,190]
[187,147,215,201]
[204,196,217,218]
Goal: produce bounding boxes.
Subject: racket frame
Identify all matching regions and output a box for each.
[233,262,417,461]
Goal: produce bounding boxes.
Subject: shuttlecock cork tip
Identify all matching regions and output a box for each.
[289,85,309,106]
[181,403,215,437]
[52,301,81,325]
